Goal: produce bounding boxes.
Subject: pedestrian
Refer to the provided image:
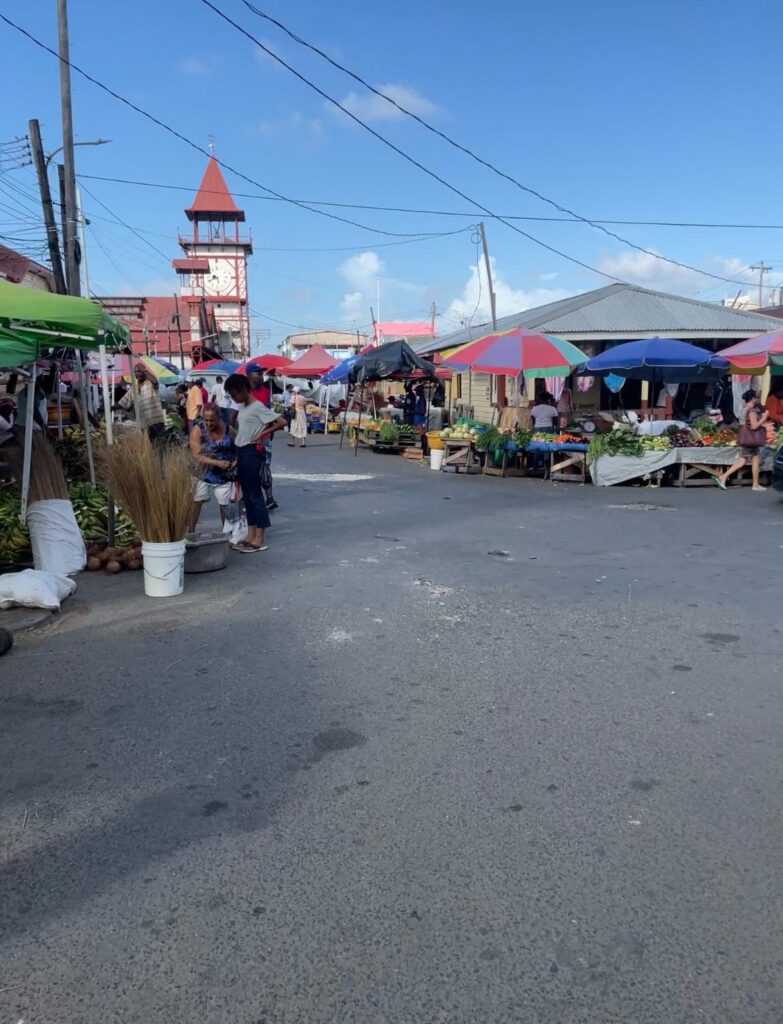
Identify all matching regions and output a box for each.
[115,363,166,443]
[713,390,770,492]
[186,378,203,431]
[210,375,233,427]
[288,386,308,447]
[246,363,271,407]
[764,379,783,426]
[281,382,295,429]
[198,378,209,408]
[223,373,286,553]
[174,384,188,432]
[413,385,427,427]
[530,391,559,432]
[189,403,236,530]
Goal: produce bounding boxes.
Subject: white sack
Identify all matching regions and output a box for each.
[0,569,76,610]
[26,499,86,575]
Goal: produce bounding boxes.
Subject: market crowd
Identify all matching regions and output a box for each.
[116,362,290,555]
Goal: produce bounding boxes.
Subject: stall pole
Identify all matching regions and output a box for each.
[20,363,37,522]
[354,383,365,457]
[77,351,95,486]
[98,343,114,446]
[55,363,64,440]
[339,385,351,450]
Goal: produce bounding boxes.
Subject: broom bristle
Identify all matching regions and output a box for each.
[7,433,69,503]
[97,433,194,543]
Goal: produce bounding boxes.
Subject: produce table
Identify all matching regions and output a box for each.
[525,442,590,483]
[590,446,774,487]
[442,437,480,473]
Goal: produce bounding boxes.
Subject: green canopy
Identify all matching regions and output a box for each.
[0,278,129,367]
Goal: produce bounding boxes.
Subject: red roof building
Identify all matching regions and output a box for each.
[373,321,435,343]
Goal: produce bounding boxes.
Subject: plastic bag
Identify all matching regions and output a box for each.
[26,499,86,575]
[230,513,248,546]
[0,569,76,610]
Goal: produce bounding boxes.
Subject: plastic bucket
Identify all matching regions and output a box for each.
[430,449,445,471]
[426,430,445,450]
[141,539,186,597]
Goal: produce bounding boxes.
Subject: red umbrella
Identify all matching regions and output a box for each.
[284,345,339,378]
[719,328,783,371]
[236,354,291,374]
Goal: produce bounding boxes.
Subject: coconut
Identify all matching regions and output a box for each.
[105,560,122,574]
[86,556,101,571]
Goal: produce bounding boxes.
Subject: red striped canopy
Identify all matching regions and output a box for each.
[719,329,783,371]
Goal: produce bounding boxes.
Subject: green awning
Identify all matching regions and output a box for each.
[0,278,129,363]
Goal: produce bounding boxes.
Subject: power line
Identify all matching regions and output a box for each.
[200,0,628,286]
[77,180,171,262]
[0,11,456,241]
[77,173,783,231]
[241,2,762,288]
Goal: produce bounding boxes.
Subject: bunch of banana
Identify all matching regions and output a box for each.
[67,482,136,544]
[0,492,32,565]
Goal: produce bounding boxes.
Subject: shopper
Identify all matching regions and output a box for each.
[281,382,295,429]
[189,403,236,530]
[223,374,286,553]
[530,392,559,431]
[289,386,308,447]
[246,363,271,407]
[116,363,166,443]
[764,380,783,425]
[186,379,203,430]
[713,390,770,492]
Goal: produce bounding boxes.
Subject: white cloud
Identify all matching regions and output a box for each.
[336,251,427,324]
[178,55,220,76]
[596,249,755,298]
[251,39,284,70]
[333,83,440,123]
[445,258,568,326]
[256,111,324,145]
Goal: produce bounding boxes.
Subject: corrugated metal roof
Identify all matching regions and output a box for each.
[419,284,782,355]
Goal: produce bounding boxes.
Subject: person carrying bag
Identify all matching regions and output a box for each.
[713,389,770,492]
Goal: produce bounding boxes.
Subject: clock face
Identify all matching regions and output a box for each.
[209,260,234,295]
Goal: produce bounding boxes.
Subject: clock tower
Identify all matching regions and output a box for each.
[174,155,252,359]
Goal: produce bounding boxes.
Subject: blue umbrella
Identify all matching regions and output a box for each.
[578,338,728,382]
[320,354,358,384]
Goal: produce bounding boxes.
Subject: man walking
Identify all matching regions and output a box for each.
[117,363,166,443]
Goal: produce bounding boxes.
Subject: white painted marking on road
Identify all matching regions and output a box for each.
[326,629,353,644]
[275,473,375,482]
[628,818,641,826]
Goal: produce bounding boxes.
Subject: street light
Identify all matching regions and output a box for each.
[45,138,111,167]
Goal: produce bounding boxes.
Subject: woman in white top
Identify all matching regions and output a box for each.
[530,392,559,431]
[223,374,286,553]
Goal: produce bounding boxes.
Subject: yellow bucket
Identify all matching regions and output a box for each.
[427,430,445,450]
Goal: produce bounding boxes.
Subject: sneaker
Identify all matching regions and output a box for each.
[712,475,727,490]
[752,485,767,492]
[266,498,279,511]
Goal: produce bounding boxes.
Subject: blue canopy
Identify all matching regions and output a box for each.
[578,338,729,382]
[320,354,358,384]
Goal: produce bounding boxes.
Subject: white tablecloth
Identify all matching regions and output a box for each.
[590,446,774,486]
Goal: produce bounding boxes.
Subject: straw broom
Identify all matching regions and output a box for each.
[97,433,193,543]
[7,433,70,504]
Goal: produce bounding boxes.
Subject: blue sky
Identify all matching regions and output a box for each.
[2,0,783,352]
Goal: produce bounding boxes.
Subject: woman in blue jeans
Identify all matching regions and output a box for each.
[223,374,286,553]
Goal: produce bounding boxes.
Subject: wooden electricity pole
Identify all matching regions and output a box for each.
[57,0,80,297]
[28,119,66,294]
[478,222,497,331]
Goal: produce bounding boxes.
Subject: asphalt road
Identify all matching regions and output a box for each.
[2,438,782,1023]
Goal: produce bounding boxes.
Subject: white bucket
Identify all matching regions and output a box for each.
[141,539,186,598]
[430,449,445,471]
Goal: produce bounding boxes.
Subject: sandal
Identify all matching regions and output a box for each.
[234,543,257,554]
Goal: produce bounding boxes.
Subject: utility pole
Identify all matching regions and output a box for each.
[76,186,90,296]
[28,119,66,295]
[478,222,497,331]
[430,301,436,338]
[173,294,186,368]
[57,0,80,296]
[750,261,771,310]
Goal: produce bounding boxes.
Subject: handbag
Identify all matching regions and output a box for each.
[737,411,766,448]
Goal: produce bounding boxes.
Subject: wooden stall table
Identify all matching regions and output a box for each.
[482,446,525,478]
[525,441,589,482]
[442,437,480,473]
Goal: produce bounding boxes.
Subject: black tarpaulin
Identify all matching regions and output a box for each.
[348,339,435,384]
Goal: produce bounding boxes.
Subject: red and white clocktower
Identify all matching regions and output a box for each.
[174,155,252,359]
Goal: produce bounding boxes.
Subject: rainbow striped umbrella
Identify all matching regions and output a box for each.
[442,328,588,378]
[718,328,783,373]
